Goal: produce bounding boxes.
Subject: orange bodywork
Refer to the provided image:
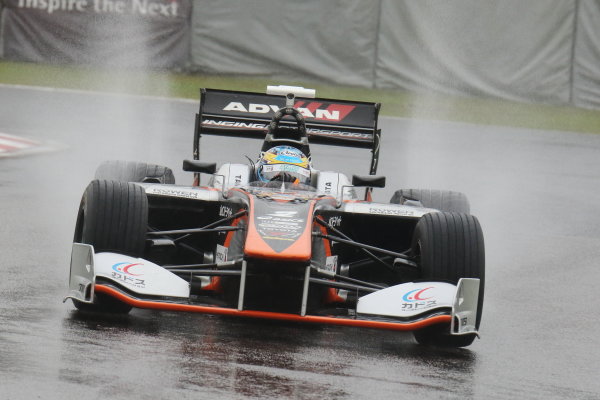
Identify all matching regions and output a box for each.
[243,196,315,262]
[95,285,452,332]
[315,220,345,304]
[202,214,247,292]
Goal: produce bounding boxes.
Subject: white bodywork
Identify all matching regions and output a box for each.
[66,245,478,336]
[342,202,437,218]
[209,163,359,202]
[315,171,358,200]
[357,278,480,336]
[65,244,189,305]
[143,184,220,201]
[212,163,252,191]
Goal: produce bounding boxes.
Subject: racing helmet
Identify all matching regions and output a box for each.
[256,145,311,185]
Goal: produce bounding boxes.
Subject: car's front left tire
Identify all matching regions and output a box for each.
[72,180,148,313]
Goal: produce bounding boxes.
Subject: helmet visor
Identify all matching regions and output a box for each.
[258,163,310,184]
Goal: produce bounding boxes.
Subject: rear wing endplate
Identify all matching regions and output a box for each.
[194,89,382,175]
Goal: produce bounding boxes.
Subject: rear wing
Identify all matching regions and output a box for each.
[194,88,382,175]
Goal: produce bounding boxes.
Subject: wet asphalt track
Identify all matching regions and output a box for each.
[1,84,599,399]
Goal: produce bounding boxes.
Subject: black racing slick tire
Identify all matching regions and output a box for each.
[390,189,470,214]
[72,180,149,314]
[95,160,175,184]
[411,212,485,347]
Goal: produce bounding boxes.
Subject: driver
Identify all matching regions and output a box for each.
[255,145,311,185]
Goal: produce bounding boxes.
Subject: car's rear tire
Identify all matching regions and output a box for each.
[95,160,175,184]
[72,180,148,313]
[390,189,470,214]
[411,212,485,347]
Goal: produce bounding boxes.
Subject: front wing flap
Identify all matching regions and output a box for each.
[66,244,478,336]
[357,279,480,336]
[65,244,190,305]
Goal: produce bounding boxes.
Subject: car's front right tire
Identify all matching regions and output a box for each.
[411,211,485,347]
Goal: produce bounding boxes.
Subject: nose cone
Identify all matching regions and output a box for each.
[244,196,314,261]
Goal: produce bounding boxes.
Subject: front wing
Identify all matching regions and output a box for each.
[65,244,480,336]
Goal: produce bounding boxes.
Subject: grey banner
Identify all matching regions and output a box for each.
[375,0,575,104]
[1,0,191,68]
[190,0,379,87]
[573,0,600,109]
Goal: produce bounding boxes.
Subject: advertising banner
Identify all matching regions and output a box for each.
[1,0,191,68]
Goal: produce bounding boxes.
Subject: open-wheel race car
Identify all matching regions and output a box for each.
[66,86,485,347]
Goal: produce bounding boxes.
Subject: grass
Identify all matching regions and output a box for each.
[1,60,599,134]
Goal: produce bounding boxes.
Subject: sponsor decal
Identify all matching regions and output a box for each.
[233,174,243,186]
[202,120,267,130]
[215,244,228,263]
[262,164,311,177]
[219,205,233,218]
[201,119,372,141]
[327,216,342,228]
[223,102,278,114]
[222,102,355,122]
[400,287,437,311]
[266,211,298,218]
[253,191,314,202]
[16,0,180,17]
[111,262,145,288]
[402,287,433,302]
[306,128,371,140]
[278,148,301,157]
[256,210,305,241]
[368,207,415,217]
[324,255,338,273]
[257,211,302,222]
[148,187,200,199]
[293,101,356,122]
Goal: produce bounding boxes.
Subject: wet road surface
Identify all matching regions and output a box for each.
[1,84,599,399]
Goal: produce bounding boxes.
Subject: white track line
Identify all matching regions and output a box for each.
[0,82,198,105]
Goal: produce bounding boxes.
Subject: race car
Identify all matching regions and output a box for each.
[66,85,485,347]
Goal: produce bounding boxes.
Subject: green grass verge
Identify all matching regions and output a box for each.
[1,60,599,134]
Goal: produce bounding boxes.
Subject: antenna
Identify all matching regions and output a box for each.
[266,85,316,108]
